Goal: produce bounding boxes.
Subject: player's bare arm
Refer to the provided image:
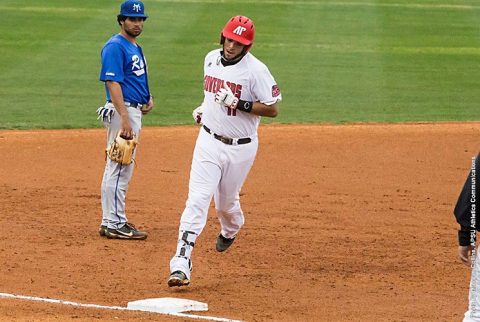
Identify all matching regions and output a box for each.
[249,101,278,117]
[106,80,134,139]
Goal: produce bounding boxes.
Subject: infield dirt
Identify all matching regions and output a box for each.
[0,123,478,321]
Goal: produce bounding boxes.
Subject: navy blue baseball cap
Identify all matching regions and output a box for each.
[119,0,148,19]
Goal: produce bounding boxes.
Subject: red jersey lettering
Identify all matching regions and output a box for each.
[205,76,243,99]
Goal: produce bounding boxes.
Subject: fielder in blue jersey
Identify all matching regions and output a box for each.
[96,0,154,240]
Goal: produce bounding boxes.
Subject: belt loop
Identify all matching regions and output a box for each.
[123,101,142,109]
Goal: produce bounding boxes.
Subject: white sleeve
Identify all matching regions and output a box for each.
[250,65,282,105]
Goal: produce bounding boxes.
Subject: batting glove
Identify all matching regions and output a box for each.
[214,84,239,109]
[96,106,115,123]
[192,105,203,124]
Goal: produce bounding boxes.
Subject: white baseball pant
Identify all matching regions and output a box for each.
[170,127,258,278]
[100,102,142,229]
[464,250,480,322]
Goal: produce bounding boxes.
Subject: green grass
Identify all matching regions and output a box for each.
[0,0,479,129]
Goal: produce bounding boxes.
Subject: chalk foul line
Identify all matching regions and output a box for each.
[0,292,241,322]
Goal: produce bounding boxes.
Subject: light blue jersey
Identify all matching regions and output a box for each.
[99,34,150,104]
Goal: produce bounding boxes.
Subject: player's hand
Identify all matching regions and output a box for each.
[141,96,154,115]
[120,115,134,140]
[192,105,203,124]
[459,245,472,266]
[214,84,239,109]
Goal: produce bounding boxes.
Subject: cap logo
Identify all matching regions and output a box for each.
[233,26,247,35]
[132,3,141,12]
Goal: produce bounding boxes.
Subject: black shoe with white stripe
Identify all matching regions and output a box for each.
[105,223,148,240]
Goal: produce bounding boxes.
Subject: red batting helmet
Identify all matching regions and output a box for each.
[220,15,255,47]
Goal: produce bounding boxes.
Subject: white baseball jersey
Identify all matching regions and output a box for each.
[201,49,282,138]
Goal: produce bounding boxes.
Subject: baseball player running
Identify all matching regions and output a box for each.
[455,155,480,321]
[168,15,282,287]
[97,0,153,240]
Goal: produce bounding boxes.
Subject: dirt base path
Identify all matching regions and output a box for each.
[0,123,478,321]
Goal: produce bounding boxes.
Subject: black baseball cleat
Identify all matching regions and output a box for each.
[168,271,190,287]
[216,234,235,252]
[105,222,148,240]
[99,225,107,237]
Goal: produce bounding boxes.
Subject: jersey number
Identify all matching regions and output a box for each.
[227,108,237,116]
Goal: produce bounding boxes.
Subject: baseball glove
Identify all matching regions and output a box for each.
[106,132,138,165]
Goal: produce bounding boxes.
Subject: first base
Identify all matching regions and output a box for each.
[127,297,208,314]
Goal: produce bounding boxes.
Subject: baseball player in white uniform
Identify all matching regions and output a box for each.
[168,15,282,287]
